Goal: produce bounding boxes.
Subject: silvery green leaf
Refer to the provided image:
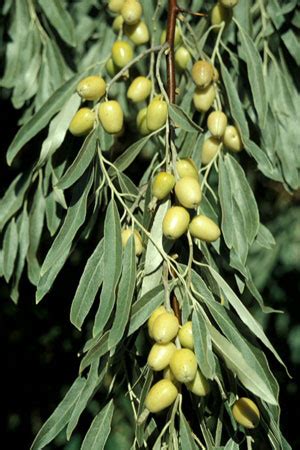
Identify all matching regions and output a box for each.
[80,400,114,450]
[169,104,202,133]
[179,412,198,450]
[11,205,30,303]
[2,218,18,282]
[109,134,152,175]
[38,0,76,47]
[79,332,109,374]
[192,310,216,380]
[256,224,276,249]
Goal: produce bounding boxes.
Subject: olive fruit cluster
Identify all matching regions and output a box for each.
[192,59,218,113]
[145,308,211,413]
[211,0,239,28]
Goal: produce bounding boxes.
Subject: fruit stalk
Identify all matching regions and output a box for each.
[166,0,178,104]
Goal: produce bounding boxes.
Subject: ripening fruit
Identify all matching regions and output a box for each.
[112,40,134,68]
[108,0,124,13]
[232,397,260,429]
[176,159,199,180]
[162,206,190,240]
[121,0,142,25]
[186,369,211,396]
[220,0,239,8]
[69,108,95,136]
[152,172,175,200]
[192,60,214,88]
[147,342,177,371]
[207,111,228,138]
[223,125,243,152]
[148,306,167,338]
[146,97,168,131]
[201,136,221,165]
[189,215,221,242]
[136,107,150,135]
[175,176,202,209]
[175,47,191,71]
[160,26,181,47]
[124,20,150,45]
[193,84,216,112]
[106,58,118,77]
[121,228,143,255]
[170,349,197,383]
[76,76,106,101]
[152,312,179,344]
[112,15,124,32]
[98,100,124,134]
[145,379,178,413]
[178,321,194,350]
[127,76,152,103]
[211,3,233,27]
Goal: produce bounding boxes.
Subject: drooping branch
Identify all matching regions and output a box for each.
[166,0,178,104]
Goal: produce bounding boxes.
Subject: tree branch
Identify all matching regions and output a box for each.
[166,0,178,104]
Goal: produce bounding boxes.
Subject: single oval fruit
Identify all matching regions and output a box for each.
[136,107,150,135]
[121,0,142,25]
[178,321,194,350]
[220,0,239,8]
[192,60,214,88]
[127,76,152,103]
[106,58,118,77]
[186,369,211,396]
[176,159,199,180]
[189,214,221,242]
[98,100,124,134]
[211,3,233,28]
[146,97,168,131]
[145,379,178,413]
[121,228,143,255]
[112,40,134,68]
[232,397,260,429]
[170,348,197,383]
[160,26,181,47]
[108,0,124,13]
[162,206,190,240]
[148,306,167,338]
[152,172,175,200]
[69,108,95,136]
[147,342,177,371]
[76,76,106,101]
[207,111,228,138]
[201,136,221,165]
[223,125,243,152]
[152,312,179,344]
[124,20,150,45]
[112,14,124,32]
[175,47,191,71]
[175,176,202,209]
[193,84,216,112]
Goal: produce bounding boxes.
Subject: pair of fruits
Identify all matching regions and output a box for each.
[136,96,168,134]
[145,307,210,413]
[192,59,219,113]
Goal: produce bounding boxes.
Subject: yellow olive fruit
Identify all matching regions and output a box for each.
[147,342,177,371]
[121,0,142,25]
[124,20,150,45]
[98,100,124,134]
[145,379,178,413]
[170,349,197,383]
[148,306,167,338]
[186,369,211,396]
[152,312,179,344]
[201,136,221,165]
[193,84,216,113]
[160,26,181,47]
[207,111,228,138]
[121,228,143,255]
[175,176,202,209]
[162,206,190,240]
[232,397,260,429]
[211,3,233,28]
[223,125,243,152]
[189,214,221,242]
[146,97,168,131]
[192,60,214,88]
[111,40,134,68]
[127,76,152,103]
[69,108,95,136]
[112,14,124,32]
[176,159,199,180]
[152,172,175,200]
[108,0,124,13]
[76,76,106,101]
[178,321,194,350]
[175,47,191,71]
[106,58,118,77]
[220,0,239,8]
[136,107,150,135]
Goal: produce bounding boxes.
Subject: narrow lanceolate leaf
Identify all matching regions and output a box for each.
[224,438,240,450]
[92,199,122,336]
[79,332,109,374]
[81,400,114,450]
[192,310,216,380]
[218,157,234,249]
[236,19,268,127]
[109,235,137,348]
[30,377,86,450]
[36,251,69,303]
[57,131,98,190]
[208,325,277,404]
[169,104,202,133]
[40,169,93,277]
[3,218,18,282]
[179,412,198,450]
[108,134,152,175]
[37,0,76,47]
[70,239,104,331]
